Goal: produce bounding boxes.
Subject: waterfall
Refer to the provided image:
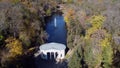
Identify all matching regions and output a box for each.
[54,17,57,27]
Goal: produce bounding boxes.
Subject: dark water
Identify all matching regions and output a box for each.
[46,14,67,45]
[35,14,67,68]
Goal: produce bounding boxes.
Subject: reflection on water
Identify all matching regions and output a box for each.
[35,14,67,68]
[45,14,67,45]
[35,55,67,68]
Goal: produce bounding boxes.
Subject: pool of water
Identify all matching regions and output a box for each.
[45,14,67,45]
[34,14,68,68]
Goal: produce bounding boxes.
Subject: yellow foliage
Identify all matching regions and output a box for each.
[64,15,70,23]
[85,27,98,39]
[46,9,51,16]
[85,15,105,39]
[64,9,75,26]
[100,30,111,47]
[89,15,105,28]
[28,47,35,51]
[100,38,110,47]
[85,14,111,47]
[11,0,20,4]
[5,37,23,58]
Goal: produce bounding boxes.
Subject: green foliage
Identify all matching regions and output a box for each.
[100,35,113,68]
[67,34,74,49]
[84,14,113,68]
[0,34,3,41]
[102,45,113,68]
[84,32,113,68]
[68,46,82,68]
[46,9,51,16]
[11,0,20,4]
[84,40,102,68]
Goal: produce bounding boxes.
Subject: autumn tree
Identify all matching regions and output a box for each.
[0,37,23,67]
[84,15,113,68]
[62,0,119,67]
[0,0,58,68]
[68,47,82,68]
[5,37,23,58]
[64,8,83,49]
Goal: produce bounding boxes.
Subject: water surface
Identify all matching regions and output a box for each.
[45,14,67,45]
[35,14,67,68]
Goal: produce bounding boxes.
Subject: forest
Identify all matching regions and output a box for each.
[0,0,120,68]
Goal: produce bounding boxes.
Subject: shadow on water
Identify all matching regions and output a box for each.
[35,55,68,68]
[34,13,68,68]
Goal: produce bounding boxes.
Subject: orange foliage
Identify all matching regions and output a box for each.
[64,8,75,26]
